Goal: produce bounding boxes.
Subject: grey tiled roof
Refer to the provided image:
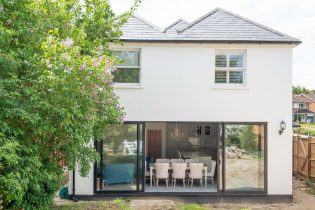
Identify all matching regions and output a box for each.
[164,19,189,35]
[120,8,300,44]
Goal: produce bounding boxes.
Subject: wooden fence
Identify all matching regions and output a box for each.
[293,135,315,179]
[0,194,3,210]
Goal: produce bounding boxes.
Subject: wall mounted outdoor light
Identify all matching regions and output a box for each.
[279,120,286,135]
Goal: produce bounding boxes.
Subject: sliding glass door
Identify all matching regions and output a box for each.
[223,123,266,192]
[95,123,144,192]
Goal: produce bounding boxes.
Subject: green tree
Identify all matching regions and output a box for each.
[293,85,312,94]
[0,0,140,209]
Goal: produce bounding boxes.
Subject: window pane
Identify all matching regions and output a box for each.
[113,68,140,83]
[215,55,227,67]
[229,54,244,67]
[225,124,265,191]
[229,71,243,84]
[215,71,227,83]
[113,51,139,66]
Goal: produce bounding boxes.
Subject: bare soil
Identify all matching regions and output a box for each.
[130,177,315,210]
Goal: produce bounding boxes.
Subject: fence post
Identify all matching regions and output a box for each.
[308,137,311,179]
[297,135,300,178]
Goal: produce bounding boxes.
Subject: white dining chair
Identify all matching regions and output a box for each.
[207,160,216,184]
[187,163,204,187]
[185,159,199,164]
[145,161,154,185]
[171,163,187,187]
[154,163,170,187]
[170,159,184,166]
[156,159,169,163]
[177,150,182,159]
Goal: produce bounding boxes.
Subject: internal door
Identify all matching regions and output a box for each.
[147,130,162,160]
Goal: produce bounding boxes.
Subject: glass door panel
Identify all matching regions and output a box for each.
[95,123,144,192]
[224,124,265,192]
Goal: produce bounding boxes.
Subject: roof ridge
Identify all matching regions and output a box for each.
[132,14,164,33]
[215,8,299,41]
[163,18,189,32]
[178,8,220,33]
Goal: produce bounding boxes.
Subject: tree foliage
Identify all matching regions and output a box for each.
[0,0,140,209]
[293,85,312,95]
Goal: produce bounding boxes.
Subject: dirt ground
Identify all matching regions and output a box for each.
[130,177,315,210]
[54,177,315,210]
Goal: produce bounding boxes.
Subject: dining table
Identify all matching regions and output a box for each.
[149,165,207,187]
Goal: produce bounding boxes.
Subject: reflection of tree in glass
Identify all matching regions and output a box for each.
[240,125,257,153]
[103,125,137,153]
[226,126,242,147]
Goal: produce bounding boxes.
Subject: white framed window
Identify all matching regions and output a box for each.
[293,103,306,109]
[215,51,246,86]
[112,50,141,87]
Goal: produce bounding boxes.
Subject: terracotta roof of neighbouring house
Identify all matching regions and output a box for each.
[293,108,314,114]
[120,8,301,44]
[303,94,315,103]
[292,95,312,103]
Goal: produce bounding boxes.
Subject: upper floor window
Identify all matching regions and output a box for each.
[293,103,306,109]
[215,51,246,85]
[113,50,140,84]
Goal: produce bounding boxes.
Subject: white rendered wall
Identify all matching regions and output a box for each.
[74,43,294,195]
[68,162,94,196]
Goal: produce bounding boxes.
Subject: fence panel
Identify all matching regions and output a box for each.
[293,135,315,179]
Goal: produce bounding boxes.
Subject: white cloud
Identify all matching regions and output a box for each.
[110,0,315,89]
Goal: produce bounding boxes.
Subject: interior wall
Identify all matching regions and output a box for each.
[166,122,218,158]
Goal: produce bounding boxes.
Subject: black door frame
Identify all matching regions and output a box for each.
[94,121,267,195]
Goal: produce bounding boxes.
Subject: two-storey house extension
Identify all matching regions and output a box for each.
[69,8,301,201]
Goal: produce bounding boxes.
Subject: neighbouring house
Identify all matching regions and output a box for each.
[69,8,300,201]
[293,94,315,123]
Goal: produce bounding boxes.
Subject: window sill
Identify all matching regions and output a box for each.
[211,85,248,90]
[114,83,143,89]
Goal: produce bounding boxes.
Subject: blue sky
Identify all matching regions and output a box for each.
[110,0,315,89]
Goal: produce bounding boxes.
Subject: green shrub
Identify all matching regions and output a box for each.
[0,0,140,209]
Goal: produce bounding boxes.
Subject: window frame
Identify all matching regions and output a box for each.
[214,50,247,88]
[112,48,142,89]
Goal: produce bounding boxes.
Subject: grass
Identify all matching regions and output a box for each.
[301,124,315,129]
[50,198,130,210]
[179,203,208,210]
[305,178,315,196]
[294,124,315,137]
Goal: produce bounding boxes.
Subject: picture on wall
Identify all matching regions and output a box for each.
[205,126,211,135]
